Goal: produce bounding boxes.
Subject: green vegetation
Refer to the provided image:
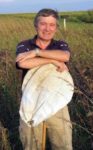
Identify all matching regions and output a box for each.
[0,11,93,150]
[60,10,93,23]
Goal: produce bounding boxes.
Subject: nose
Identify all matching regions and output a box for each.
[45,24,50,31]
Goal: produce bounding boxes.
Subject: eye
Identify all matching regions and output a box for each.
[50,23,56,27]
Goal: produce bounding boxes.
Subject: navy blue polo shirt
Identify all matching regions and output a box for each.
[16,35,70,55]
[16,35,70,79]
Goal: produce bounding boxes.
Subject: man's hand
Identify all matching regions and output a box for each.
[52,60,68,72]
[16,50,69,71]
[16,50,36,63]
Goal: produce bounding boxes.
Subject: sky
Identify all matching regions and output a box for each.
[0,0,93,14]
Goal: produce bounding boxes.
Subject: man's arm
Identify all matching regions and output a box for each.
[16,57,53,69]
[16,49,70,63]
[37,49,70,62]
[16,57,68,72]
[16,49,70,71]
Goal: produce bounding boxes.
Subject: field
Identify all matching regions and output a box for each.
[0,11,93,150]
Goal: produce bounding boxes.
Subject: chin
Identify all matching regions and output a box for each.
[43,36,53,41]
[43,38,52,41]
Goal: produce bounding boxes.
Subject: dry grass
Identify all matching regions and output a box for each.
[0,13,93,150]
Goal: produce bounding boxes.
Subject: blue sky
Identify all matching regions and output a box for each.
[0,0,93,14]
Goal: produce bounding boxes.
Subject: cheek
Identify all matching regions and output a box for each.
[51,28,57,33]
[37,27,45,33]
[50,25,57,31]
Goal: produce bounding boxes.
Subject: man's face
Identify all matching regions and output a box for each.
[36,16,57,41]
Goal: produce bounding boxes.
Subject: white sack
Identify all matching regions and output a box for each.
[19,64,74,127]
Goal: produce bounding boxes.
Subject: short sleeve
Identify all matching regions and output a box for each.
[16,40,30,55]
[58,40,70,52]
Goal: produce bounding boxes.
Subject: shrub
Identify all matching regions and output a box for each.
[78,10,93,23]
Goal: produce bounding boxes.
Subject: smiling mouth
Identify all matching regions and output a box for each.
[43,33,51,36]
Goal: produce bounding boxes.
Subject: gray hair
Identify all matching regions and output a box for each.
[34,8,59,27]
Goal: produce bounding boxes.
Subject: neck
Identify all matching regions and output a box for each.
[36,37,51,50]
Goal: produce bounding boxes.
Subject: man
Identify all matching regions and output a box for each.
[16,8,73,150]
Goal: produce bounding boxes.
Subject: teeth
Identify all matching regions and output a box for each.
[45,34,50,35]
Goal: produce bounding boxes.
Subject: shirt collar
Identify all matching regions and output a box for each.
[29,35,37,46]
[29,35,56,49]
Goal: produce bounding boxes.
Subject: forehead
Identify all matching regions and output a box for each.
[38,16,57,23]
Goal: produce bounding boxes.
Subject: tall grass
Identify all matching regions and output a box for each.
[0,15,35,51]
[0,12,93,150]
[0,13,93,68]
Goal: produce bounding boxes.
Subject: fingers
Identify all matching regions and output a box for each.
[16,50,37,63]
[56,62,69,72]
[56,66,68,72]
[16,53,26,62]
[16,51,36,62]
